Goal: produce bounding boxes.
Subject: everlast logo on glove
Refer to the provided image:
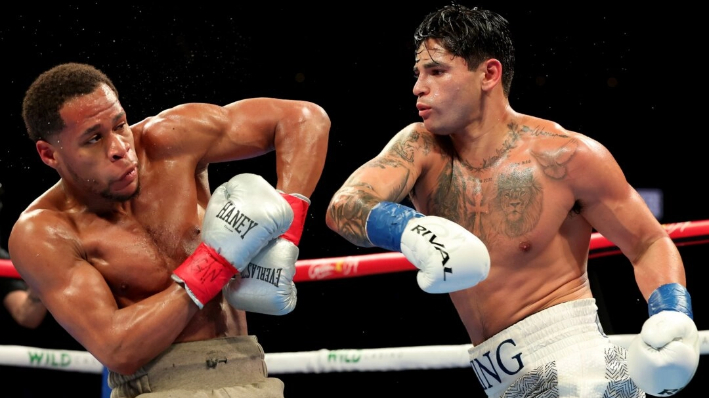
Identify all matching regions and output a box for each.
[241,263,282,287]
[410,224,452,280]
[215,201,259,239]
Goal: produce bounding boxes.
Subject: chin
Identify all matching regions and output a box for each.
[103,181,140,202]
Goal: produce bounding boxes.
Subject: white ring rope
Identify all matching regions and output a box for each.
[3,219,707,377]
[2,331,708,375]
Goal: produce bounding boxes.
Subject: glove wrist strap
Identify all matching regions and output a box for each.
[172,242,238,309]
[279,192,310,246]
[648,283,693,319]
[365,201,424,252]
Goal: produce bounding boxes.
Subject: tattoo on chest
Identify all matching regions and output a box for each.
[427,123,580,244]
[491,167,543,237]
[460,126,520,173]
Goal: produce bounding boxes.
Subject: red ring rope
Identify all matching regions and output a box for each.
[2,219,708,282]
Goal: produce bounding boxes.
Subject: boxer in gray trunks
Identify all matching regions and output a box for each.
[11,62,330,397]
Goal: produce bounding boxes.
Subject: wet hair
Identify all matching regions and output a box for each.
[22,63,119,142]
[414,3,515,97]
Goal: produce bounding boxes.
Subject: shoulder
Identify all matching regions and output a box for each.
[11,206,76,251]
[9,188,80,265]
[133,103,224,139]
[516,115,609,162]
[386,122,451,155]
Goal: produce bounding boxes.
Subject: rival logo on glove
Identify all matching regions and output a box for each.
[214,201,259,239]
[409,223,451,280]
[241,262,282,287]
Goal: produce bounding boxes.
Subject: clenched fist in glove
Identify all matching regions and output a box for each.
[628,283,700,397]
[224,191,310,315]
[365,201,490,293]
[172,173,293,309]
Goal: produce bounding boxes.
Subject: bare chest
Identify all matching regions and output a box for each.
[76,190,202,306]
[412,156,576,257]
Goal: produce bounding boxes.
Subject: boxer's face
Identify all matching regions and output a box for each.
[44,84,139,202]
[413,39,481,135]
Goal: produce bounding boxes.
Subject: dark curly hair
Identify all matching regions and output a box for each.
[22,63,119,142]
[414,4,515,97]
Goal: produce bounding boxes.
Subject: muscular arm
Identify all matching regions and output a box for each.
[2,282,47,329]
[146,98,330,197]
[8,212,197,375]
[326,123,428,247]
[570,136,685,300]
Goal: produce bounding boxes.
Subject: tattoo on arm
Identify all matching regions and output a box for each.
[328,184,382,247]
[389,130,432,163]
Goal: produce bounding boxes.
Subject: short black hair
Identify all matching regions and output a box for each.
[414,4,515,97]
[22,63,119,142]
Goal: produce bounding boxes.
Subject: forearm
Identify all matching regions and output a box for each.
[633,236,687,301]
[326,185,383,247]
[93,283,198,375]
[274,102,330,197]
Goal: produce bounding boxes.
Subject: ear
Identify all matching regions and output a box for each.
[481,58,503,93]
[36,140,59,169]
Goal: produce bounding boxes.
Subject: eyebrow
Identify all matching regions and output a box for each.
[413,59,443,75]
[79,111,126,139]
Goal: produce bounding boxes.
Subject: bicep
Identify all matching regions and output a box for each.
[574,141,665,261]
[336,124,427,203]
[206,97,320,164]
[9,218,117,351]
[145,100,279,167]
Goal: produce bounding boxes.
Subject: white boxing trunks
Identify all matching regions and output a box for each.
[468,299,645,398]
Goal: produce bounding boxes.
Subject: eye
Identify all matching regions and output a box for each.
[430,68,444,76]
[86,134,102,144]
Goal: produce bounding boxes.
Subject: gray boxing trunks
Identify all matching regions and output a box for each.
[468,299,645,398]
[108,336,284,398]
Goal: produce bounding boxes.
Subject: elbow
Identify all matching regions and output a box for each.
[324,201,338,233]
[300,101,331,140]
[19,317,44,329]
[100,351,145,376]
[324,192,354,233]
[93,339,152,375]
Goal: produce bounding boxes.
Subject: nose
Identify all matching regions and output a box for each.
[108,133,131,161]
[413,76,426,97]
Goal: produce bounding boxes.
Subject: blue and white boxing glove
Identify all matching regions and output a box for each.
[365,201,490,293]
[628,283,700,397]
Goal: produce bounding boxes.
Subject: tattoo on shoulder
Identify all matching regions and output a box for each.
[367,157,407,169]
[531,138,579,180]
[386,129,435,164]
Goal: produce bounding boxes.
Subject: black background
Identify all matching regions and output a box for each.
[0,3,706,397]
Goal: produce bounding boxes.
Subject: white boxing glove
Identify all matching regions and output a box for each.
[365,201,490,293]
[224,238,298,315]
[224,192,310,315]
[628,283,700,397]
[172,173,293,308]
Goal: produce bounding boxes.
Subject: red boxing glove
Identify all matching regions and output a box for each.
[279,192,310,246]
[172,173,294,309]
[173,243,237,308]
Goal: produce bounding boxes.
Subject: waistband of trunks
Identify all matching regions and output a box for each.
[108,336,268,396]
[468,298,608,396]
